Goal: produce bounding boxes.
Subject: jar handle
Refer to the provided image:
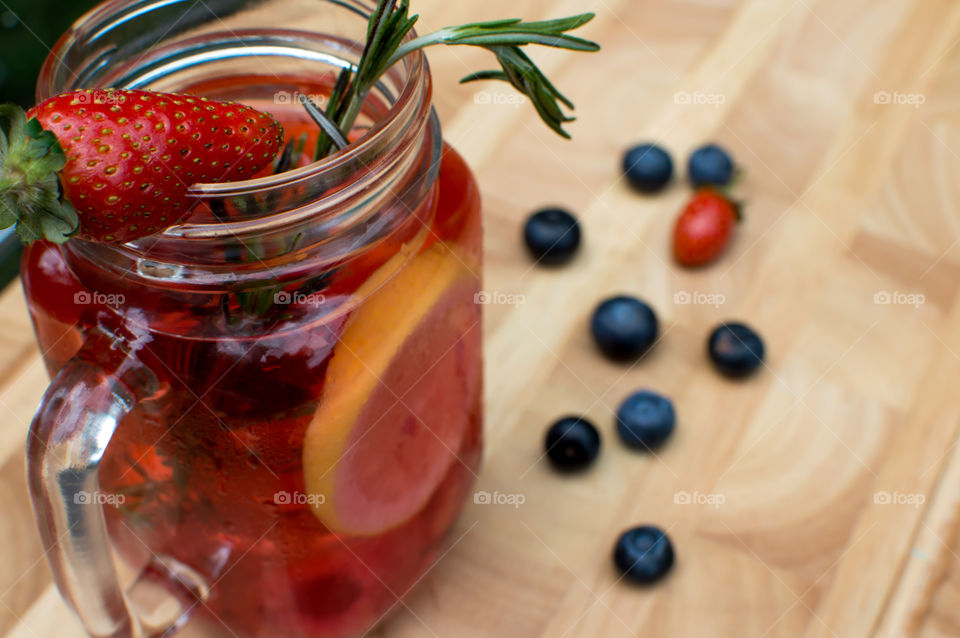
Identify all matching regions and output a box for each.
[27,352,203,638]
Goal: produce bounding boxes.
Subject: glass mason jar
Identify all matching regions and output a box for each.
[22,1,483,637]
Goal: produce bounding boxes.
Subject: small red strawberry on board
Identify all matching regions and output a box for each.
[673,187,742,267]
[0,88,284,244]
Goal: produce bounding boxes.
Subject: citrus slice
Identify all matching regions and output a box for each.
[303,243,481,536]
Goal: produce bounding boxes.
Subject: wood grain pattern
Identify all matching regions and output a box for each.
[5,0,960,636]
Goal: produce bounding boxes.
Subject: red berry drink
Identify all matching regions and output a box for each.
[21,0,596,635]
[22,75,483,637]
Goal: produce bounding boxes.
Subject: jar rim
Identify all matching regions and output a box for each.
[34,0,441,287]
[37,0,429,198]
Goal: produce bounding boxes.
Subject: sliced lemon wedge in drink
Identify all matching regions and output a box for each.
[303,243,481,536]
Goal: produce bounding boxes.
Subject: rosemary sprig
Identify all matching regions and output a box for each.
[311,1,599,157]
[388,14,600,60]
[229,3,599,321]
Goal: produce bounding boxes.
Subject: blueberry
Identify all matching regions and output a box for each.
[613,525,675,585]
[616,391,675,450]
[591,296,659,361]
[523,208,582,266]
[545,417,601,471]
[689,144,735,187]
[708,322,765,378]
[622,144,673,193]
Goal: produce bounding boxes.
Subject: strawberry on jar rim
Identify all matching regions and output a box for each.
[0,88,284,244]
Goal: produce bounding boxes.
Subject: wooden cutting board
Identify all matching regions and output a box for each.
[6,0,960,636]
